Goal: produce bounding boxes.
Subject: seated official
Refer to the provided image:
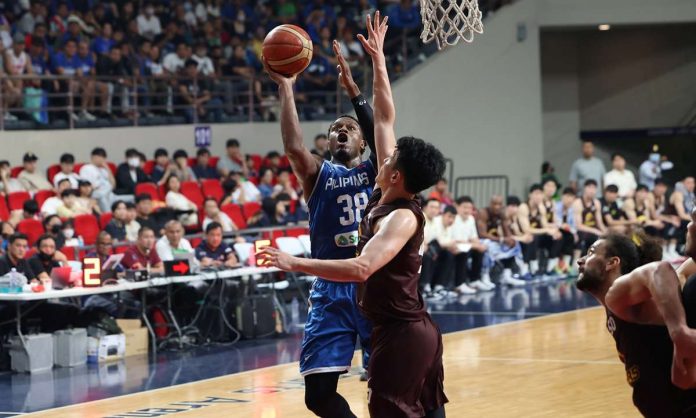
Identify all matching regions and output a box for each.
[0,233,36,280]
[121,227,164,274]
[28,235,68,281]
[84,231,123,274]
[156,220,196,262]
[195,222,239,269]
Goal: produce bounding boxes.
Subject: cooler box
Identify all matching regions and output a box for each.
[9,333,54,374]
[53,328,87,367]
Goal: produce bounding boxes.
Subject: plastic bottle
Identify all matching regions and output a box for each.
[9,268,21,293]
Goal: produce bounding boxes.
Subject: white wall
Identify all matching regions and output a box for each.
[539,0,696,27]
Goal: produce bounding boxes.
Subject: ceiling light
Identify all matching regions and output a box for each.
[598,24,611,31]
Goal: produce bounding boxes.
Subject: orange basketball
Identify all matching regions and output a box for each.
[262,24,313,77]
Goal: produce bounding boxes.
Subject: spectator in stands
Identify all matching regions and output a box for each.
[626,184,663,238]
[156,220,195,262]
[669,176,695,254]
[18,152,52,192]
[17,3,46,36]
[171,149,197,182]
[263,151,283,175]
[164,175,198,227]
[124,201,140,242]
[54,39,97,122]
[202,197,237,233]
[452,196,493,291]
[248,194,295,228]
[150,148,171,185]
[116,148,150,195]
[60,220,80,247]
[177,58,221,123]
[273,169,298,200]
[121,226,164,273]
[49,3,69,39]
[604,152,636,199]
[137,3,162,41]
[105,200,128,242]
[428,178,454,206]
[53,153,80,189]
[420,198,442,294]
[135,194,159,235]
[569,141,606,193]
[163,42,189,75]
[80,147,116,212]
[8,199,39,228]
[310,133,331,160]
[257,168,275,198]
[388,0,422,30]
[572,179,606,255]
[4,32,33,119]
[42,215,65,250]
[55,188,89,218]
[218,139,248,178]
[76,40,101,117]
[91,23,115,56]
[28,234,68,280]
[541,162,561,192]
[303,54,337,101]
[191,42,215,76]
[192,148,218,180]
[0,233,36,280]
[195,221,239,268]
[41,179,70,217]
[77,180,102,215]
[0,222,14,254]
[517,184,563,277]
[0,161,25,195]
[639,148,661,190]
[423,205,461,296]
[600,184,635,234]
[554,187,578,274]
[95,45,134,117]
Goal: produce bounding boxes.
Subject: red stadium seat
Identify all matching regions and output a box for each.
[180,181,204,208]
[221,203,247,229]
[24,248,37,259]
[61,246,85,261]
[142,160,155,175]
[242,201,262,219]
[73,214,100,245]
[17,219,44,246]
[107,162,117,176]
[0,198,9,221]
[46,164,61,184]
[34,190,55,208]
[248,154,262,171]
[289,173,299,189]
[114,245,129,254]
[10,166,23,178]
[285,227,309,238]
[8,191,31,211]
[135,182,160,201]
[247,177,259,186]
[100,212,113,229]
[209,156,219,168]
[190,237,202,248]
[201,179,223,202]
[73,162,85,174]
[187,157,196,167]
[280,155,290,169]
[289,200,297,214]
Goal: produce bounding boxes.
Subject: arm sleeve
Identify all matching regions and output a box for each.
[351,94,377,165]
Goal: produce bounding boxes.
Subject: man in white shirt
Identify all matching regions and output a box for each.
[424,204,463,298]
[18,152,52,192]
[421,198,441,294]
[202,198,237,232]
[230,170,261,203]
[136,4,162,40]
[191,43,215,77]
[603,152,637,199]
[52,153,81,189]
[79,147,116,212]
[162,43,189,75]
[40,178,72,216]
[155,220,195,261]
[452,196,493,292]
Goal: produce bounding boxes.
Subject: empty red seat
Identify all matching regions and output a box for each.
[10,166,23,178]
[46,164,61,184]
[100,212,113,229]
[73,214,100,245]
[190,237,203,248]
[180,181,204,208]
[201,179,223,202]
[8,191,31,211]
[242,201,262,219]
[209,156,220,168]
[0,198,10,221]
[17,219,44,246]
[135,182,160,201]
[221,203,247,229]
[34,190,55,208]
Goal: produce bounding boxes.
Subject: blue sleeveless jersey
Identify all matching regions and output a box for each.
[307,159,377,261]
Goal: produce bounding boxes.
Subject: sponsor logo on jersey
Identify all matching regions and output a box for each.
[325,172,370,191]
[335,231,359,247]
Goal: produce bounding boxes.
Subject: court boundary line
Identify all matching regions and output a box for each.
[431,310,552,316]
[23,306,602,415]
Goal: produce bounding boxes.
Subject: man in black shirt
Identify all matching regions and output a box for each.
[194,222,238,268]
[115,148,150,195]
[96,45,133,117]
[191,148,219,180]
[135,194,160,235]
[0,233,36,280]
[28,234,67,280]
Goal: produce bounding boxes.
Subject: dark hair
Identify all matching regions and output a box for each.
[314,133,327,141]
[42,215,60,230]
[205,221,223,234]
[78,180,91,187]
[57,178,71,187]
[36,234,56,248]
[9,233,28,244]
[541,161,552,175]
[137,226,154,237]
[528,184,543,194]
[562,187,575,196]
[266,151,281,159]
[23,200,39,214]
[91,147,107,157]
[582,140,593,145]
[259,167,274,181]
[59,153,75,164]
[197,147,210,157]
[164,174,179,192]
[222,179,238,194]
[603,232,662,275]
[276,192,291,202]
[125,201,136,210]
[135,194,151,204]
[443,205,457,215]
[393,136,446,194]
[422,198,440,208]
[542,177,557,187]
[125,148,140,158]
[605,184,619,193]
[184,58,198,68]
[226,138,240,148]
[636,184,649,192]
[456,196,473,205]
[583,179,598,188]
[111,200,126,212]
[611,152,624,161]
[327,115,361,138]
[60,189,78,198]
[0,160,9,167]
[154,148,168,158]
[173,149,188,160]
[507,196,521,206]
[655,179,668,187]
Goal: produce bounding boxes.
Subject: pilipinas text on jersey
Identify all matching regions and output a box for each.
[307,159,377,261]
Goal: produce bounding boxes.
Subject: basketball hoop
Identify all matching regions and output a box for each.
[420,0,484,50]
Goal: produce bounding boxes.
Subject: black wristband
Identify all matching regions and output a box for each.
[351,94,367,106]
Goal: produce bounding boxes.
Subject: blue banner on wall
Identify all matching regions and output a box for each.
[194,126,212,148]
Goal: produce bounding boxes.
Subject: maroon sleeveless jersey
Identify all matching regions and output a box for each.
[356,188,427,324]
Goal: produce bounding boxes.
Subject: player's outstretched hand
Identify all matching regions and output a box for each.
[358,11,388,58]
[262,56,297,86]
[671,328,696,389]
[257,246,296,271]
[333,40,359,98]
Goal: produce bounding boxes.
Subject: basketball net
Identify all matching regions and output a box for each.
[420,0,484,49]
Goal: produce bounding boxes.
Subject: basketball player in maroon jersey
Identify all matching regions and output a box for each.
[260,12,448,418]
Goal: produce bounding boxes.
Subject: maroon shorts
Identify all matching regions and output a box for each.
[367,315,448,417]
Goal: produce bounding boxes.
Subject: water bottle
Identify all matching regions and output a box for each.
[290,297,300,328]
[9,268,22,293]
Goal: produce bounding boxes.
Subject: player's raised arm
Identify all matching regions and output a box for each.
[258,208,418,282]
[263,60,322,199]
[333,40,377,166]
[358,11,395,170]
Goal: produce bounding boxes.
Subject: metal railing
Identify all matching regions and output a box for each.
[454,175,509,206]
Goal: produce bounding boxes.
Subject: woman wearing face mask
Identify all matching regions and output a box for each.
[116,148,151,195]
[61,220,82,247]
[42,215,66,250]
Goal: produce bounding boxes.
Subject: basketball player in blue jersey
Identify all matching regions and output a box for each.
[264,40,379,418]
